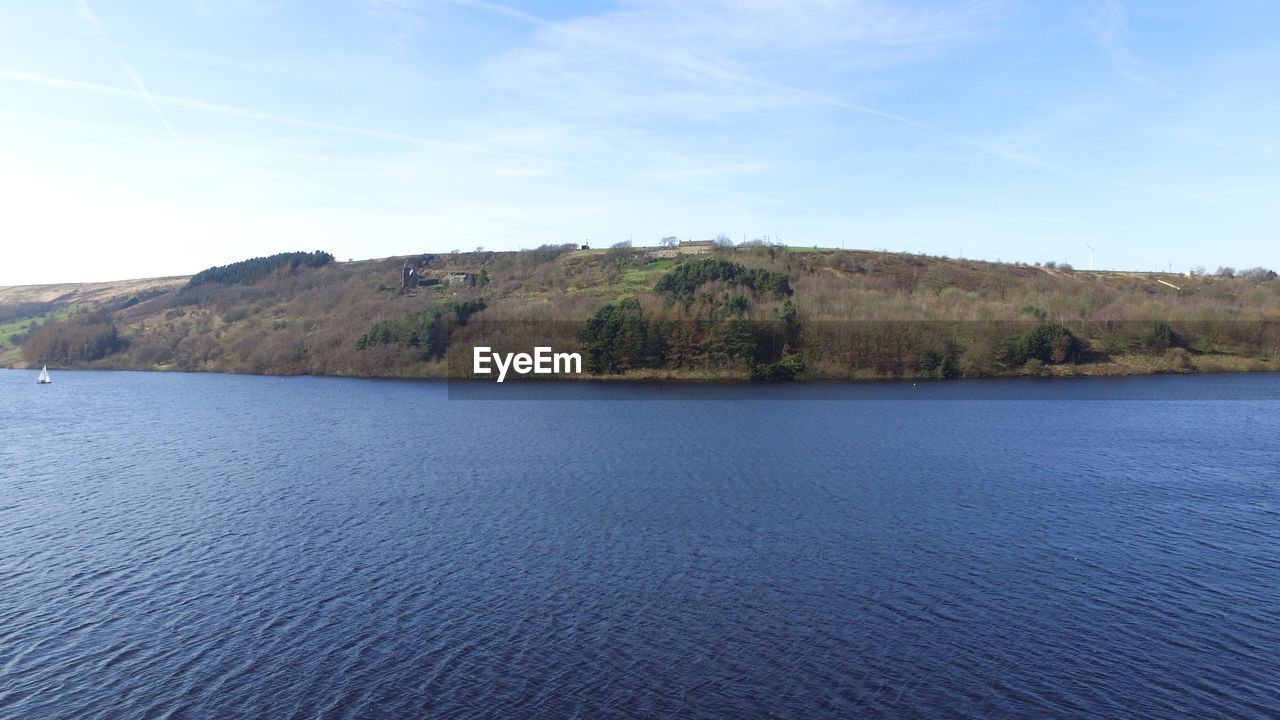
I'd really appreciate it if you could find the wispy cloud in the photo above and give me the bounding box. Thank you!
[824,99,1079,174]
[445,0,547,26]
[0,67,566,168]
[75,0,180,139]
[9,0,1273,280]
[1090,1,1136,77]
[455,0,1070,172]
[1087,0,1165,94]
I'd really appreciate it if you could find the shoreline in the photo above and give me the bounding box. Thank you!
[6,361,1278,385]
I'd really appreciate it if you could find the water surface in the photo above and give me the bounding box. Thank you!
[2,370,1278,718]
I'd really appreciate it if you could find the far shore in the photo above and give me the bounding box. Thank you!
[5,359,1277,385]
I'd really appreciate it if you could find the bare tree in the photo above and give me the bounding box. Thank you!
[1239,267,1277,280]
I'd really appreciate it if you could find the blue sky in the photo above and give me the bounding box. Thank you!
[2,1,1278,284]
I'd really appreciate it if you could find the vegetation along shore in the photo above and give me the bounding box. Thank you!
[3,243,1278,381]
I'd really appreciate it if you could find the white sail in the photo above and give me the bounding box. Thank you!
[37,365,50,384]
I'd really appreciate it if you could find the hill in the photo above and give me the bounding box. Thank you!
[3,245,1278,380]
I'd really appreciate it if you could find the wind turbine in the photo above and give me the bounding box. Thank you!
[1086,243,1096,271]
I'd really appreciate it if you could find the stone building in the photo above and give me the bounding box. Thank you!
[678,240,715,255]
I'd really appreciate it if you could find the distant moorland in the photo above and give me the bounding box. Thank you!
[2,244,1278,381]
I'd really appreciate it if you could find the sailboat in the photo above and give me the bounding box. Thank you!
[37,365,51,384]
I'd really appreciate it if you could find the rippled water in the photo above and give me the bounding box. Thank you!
[2,370,1279,718]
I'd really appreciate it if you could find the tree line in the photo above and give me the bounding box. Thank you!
[21,312,124,364]
[186,251,334,289]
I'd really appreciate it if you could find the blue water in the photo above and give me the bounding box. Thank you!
[2,370,1278,718]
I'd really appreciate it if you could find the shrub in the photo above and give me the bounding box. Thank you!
[918,350,942,377]
[959,338,999,377]
[222,307,251,323]
[451,299,487,325]
[1166,347,1194,371]
[1020,304,1048,321]
[525,244,578,264]
[917,346,960,379]
[1145,321,1175,352]
[1002,324,1084,365]
[751,345,806,381]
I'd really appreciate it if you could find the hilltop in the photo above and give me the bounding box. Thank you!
[2,244,1277,380]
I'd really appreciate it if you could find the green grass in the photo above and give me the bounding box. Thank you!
[564,260,674,297]
[623,259,673,282]
[0,310,63,349]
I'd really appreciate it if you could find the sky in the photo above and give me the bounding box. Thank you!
[1,0,1279,285]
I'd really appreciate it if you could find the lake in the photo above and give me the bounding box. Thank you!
[2,370,1278,718]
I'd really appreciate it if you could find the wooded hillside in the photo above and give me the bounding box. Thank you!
[3,244,1277,380]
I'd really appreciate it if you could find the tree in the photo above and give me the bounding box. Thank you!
[1145,321,1175,352]
[917,344,960,379]
[654,258,792,301]
[1002,324,1084,366]
[1020,304,1048,321]
[22,312,124,364]
[582,298,656,373]
[779,300,800,347]
[918,349,943,377]
[607,240,634,262]
[707,317,757,366]
[354,300,487,359]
